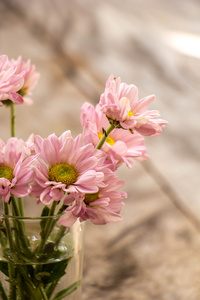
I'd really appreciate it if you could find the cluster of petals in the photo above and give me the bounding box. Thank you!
[0,54,39,105]
[31,131,107,205]
[0,55,25,105]
[99,75,168,136]
[0,137,38,202]
[59,167,126,226]
[10,56,40,105]
[81,102,149,169]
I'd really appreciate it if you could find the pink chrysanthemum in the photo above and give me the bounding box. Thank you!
[10,56,40,105]
[100,75,167,136]
[0,55,24,105]
[81,102,149,169]
[0,137,37,202]
[31,131,107,205]
[59,167,126,226]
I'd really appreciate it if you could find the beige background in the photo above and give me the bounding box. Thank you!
[1,1,200,299]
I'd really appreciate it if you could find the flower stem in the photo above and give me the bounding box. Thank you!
[96,123,115,150]
[3,202,16,300]
[57,204,68,215]
[3,202,15,251]
[54,225,66,246]
[11,196,31,253]
[37,201,57,254]
[11,195,20,216]
[39,287,48,300]
[53,205,67,246]
[17,197,24,216]
[8,263,16,300]
[10,102,16,137]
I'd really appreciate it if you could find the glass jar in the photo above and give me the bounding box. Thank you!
[0,211,85,300]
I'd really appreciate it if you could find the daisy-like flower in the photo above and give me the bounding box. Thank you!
[59,167,126,226]
[10,56,40,105]
[99,75,167,136]
[0,137,37,202]
[81,102,149,169]
[0,55,24,105]
[31,131,107,205]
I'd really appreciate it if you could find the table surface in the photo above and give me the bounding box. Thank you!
[1,1,200,299]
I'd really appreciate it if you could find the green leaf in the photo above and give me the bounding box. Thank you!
[35,272,51,281]
[52,280,81,300]
[36,257,71,285]
[36,248,66,263]
[40,206,50,230]
[0,261,9,277]
[41,206,50,217]
[35,258,71,285]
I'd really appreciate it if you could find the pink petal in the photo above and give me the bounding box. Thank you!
[59,211,78,227]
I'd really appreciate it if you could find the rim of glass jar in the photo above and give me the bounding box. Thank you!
[0,213,64,220]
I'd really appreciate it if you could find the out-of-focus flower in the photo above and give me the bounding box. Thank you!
[59,167,126,226]
[0,138,37,202]
[31,131,107,205]
[100,75,167,136]
[10,56,40,105]
[0,55,24,105]
[81,102,149,168]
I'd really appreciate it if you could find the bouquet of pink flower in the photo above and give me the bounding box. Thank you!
[0,55,167,300]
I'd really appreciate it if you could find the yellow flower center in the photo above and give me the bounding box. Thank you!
[48,163,78,187]
[84,192,99,205]
[98,132,115,146]
[128,110,133,117]
[0,166,14,182]
[18,87,28,97]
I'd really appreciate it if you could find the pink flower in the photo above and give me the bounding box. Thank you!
[59,167,126,226]
[99,75,167,136]
[31,131,107,205]
[0,55,24,105]
[81,102,149,169]
[10,56,40,105]
[0,137,37,202]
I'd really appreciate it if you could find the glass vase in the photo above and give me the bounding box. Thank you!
[0,211,85,300]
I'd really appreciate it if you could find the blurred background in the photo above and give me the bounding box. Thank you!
[1,0,200,299]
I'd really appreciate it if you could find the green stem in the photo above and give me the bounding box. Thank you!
[96,123,115,150]
[3,202,15,251]
[10,102,16,137]
[18,198,24,216]
[46,279,60,299]
[0,230,6,249]
[16,265,36,289]
[16,272,24,300]
[11,196,31,256]
[37,201,57,254]
[57,204,67,215]
[39,287,48,300]
[3,202,16,299]
[54,225,66,246]
[11,195,20,216]
[53,204,68,246]
[8,263,16,300]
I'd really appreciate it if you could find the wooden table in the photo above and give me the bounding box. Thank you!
[1,1,200,299]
